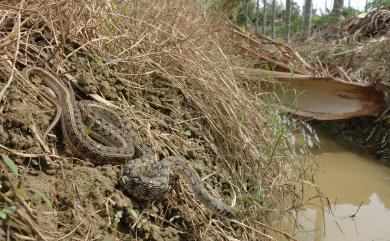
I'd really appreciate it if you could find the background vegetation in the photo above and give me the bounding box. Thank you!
[208,0,389,41]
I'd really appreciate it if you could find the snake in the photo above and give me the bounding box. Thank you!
[23,67,235,217]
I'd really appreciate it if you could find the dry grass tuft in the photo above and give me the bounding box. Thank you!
[0,0,313,240]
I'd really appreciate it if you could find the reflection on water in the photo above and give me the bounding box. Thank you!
[294,133,390,241]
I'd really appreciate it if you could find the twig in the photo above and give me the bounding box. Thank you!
[0,11,21,102]
[83,225,91,241]
[30,124,51,153]
[55,223,82,241]
[349,201,363,218]
[12,233,37,241]
[254,221,299,241]
[230,219,276,241]
[0,162,35,220]
[16,209,50,241]
[0,4,39,13]
[7,219,10,241]
[12,233,36,241]
[0,193,50,241]
[0,143,49,158]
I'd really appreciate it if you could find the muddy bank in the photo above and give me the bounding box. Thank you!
[0,67,224,240]
[313,117,390,165]
[0,1,310,240]
[298,35,390,165]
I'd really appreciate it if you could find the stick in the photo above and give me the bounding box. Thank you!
[0,11,21,102]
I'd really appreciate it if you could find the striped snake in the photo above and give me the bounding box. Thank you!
[23,67,235,217]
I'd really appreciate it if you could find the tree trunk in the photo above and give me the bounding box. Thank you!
[246,0,250,27]
[328,0,344,39]
[262,0,267,34]
[284,0,291,43]
[301,0,312,40]
[271,0,276,39]
[256,0,260,32]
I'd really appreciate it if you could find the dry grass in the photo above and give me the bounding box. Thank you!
[0,0,313,240]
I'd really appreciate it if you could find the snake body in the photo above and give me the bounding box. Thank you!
[24,67,234,217]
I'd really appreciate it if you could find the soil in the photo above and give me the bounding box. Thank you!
[0,57,233,240]
[0,2,311,240]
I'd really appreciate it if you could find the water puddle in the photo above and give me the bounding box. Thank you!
[292,132,390,241]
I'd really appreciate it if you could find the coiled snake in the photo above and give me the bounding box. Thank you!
[24,67,235,217]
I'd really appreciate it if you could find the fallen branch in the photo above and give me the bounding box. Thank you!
[233,67,385,120]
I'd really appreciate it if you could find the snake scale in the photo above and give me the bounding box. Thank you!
[24,67,234,217]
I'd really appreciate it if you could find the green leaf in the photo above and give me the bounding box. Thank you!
[168,215,180,222]
[82,124,101,139]
[0,206,17,220]
[0,211,6,220]
[28,188,53,209]
[240,112,246,124]
[127,208,139,220]
[114,210,123,222]
[149,224,159,231]
[31,159,39,166]
[1,154,18,179]
[16,188,25,199]
[2,206,16,215]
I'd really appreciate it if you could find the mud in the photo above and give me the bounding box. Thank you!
[0,58,233,240]
[0,2,312,240]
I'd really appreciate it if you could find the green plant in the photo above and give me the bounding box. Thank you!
[311,6,360,30]
[312,14,331,28]
[0,206,17,220]
[342,7,361,17]
[242,187,264,205]
[28,188,53,209]
[83,180,93,189]
[1,154,18,179]
[366,0,390,10]
[126,208,160,231]
[89,54,104,74]
[82,123,103,141]
[114,210,123,222]
[101,1,131,53]
[290,16,303,32]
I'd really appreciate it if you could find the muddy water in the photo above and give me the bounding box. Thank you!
[293,132,390,241]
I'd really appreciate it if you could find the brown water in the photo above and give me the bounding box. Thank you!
[291,133,390,241]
